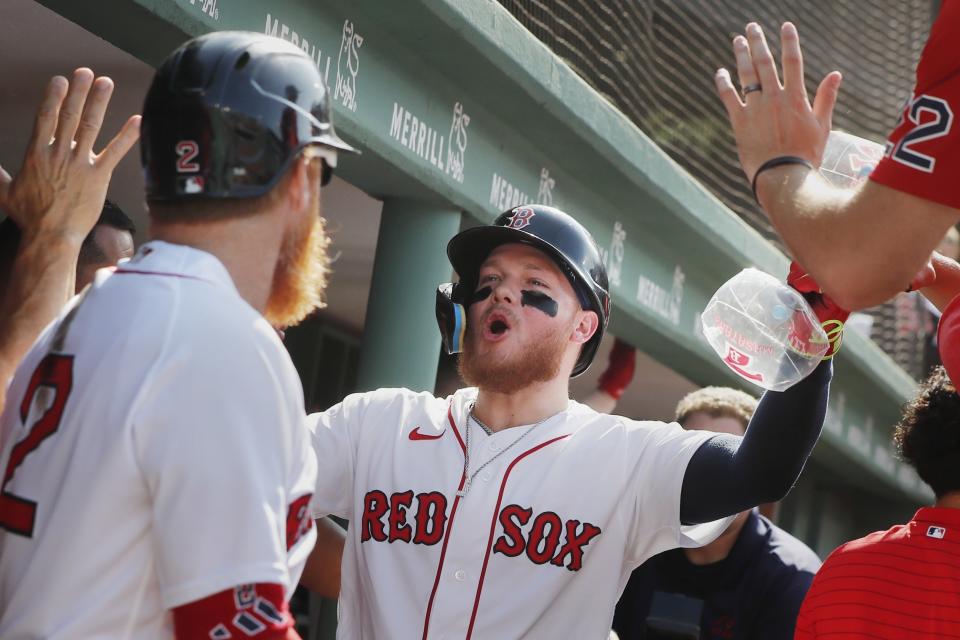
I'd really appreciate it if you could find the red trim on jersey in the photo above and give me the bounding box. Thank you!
[172,583,300,639]
[421,481,466,638]
[113,268,206,281]
[465,434,571,639]
[421,405,469,639]
[447,403,466,453]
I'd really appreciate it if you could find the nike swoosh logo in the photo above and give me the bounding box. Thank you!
[409,426,444,441]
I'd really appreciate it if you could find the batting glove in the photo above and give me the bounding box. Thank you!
[787,262,850,359]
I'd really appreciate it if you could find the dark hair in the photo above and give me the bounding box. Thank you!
[0,216,22,295]
[79,200,136,266]
[894,366,960,498]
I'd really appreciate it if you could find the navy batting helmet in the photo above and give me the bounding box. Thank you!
[436,204,611,377]
[142,31,355,201]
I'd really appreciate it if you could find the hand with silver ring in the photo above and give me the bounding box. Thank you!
[713,22,842,189]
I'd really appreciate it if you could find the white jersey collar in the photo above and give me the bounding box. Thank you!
[448,387,581,439]
[118,240,239,296]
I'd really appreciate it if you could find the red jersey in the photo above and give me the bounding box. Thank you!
[795,507,960,639]
[938,293,960,386]
[870,1,960,208]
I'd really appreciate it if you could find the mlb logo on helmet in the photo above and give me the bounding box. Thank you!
[507,207,536,230]
[927,525,947,539]
[181,176,205,194]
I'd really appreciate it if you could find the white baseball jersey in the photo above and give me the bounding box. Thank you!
[0,241,317,639]
[309,387,731,639]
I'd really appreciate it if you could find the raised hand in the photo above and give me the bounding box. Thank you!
[0,68,140,244]
[0,69,140,407]
[714,22,842,186]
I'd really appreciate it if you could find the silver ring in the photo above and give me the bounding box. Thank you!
[742,82,762,96]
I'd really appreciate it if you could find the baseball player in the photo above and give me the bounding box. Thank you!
[796,364,960,638]
[0,32,353,639]
[613,387,822,640]
[305,204,836,638]
[75,199,137,292]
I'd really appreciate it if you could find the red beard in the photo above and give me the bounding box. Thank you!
[457,314,572,392]
[264,194,330,329]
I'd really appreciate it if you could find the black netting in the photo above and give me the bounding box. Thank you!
[497,0,939,378]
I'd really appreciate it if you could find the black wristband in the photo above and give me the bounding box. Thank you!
[751,156,814,203]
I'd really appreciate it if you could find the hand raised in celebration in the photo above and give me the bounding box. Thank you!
[714,22,842,186]
[0,68,140,244]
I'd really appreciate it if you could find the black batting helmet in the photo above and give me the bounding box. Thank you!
[438,204,611,377]
[141,31,355,201]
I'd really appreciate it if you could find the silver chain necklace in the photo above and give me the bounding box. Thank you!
[456,403,554,498]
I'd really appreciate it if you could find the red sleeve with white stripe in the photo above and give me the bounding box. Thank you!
[172,583,300,639]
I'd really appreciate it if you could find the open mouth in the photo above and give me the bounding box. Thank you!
[482,311,512,342]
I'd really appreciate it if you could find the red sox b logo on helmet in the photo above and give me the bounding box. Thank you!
[508,207,536,230]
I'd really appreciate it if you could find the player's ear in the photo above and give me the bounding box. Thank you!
[570,310,599,345]
[285,155,313,216]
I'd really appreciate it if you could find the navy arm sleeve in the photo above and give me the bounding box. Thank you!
[679,360,832,525]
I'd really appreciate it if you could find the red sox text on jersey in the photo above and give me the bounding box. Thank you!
[360,489,602,571]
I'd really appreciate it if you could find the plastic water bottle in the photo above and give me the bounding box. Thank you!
[701,268,828,391]
[820,130,884,188]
